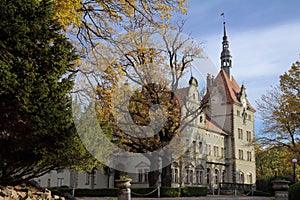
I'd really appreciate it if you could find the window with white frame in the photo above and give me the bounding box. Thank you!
[214,169,219,184]
[239,149,244,160]
[207,168,211,184]
[246,131,252,142]
[196,170,203,184]
[172,168,179,183]
[185,169,193,184]
[238,128,243,140]
[221,147,225,158]
[138,169,149,183]
[247,173,253,184]
[247,151,252,161]
[199,142,203,154]
[213,146,219,157]
[240,172,245,184]
[57,178,64,187]
[221,170,226,183]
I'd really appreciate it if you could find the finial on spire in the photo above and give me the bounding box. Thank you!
[221,13,227,38]
[221,12,225,25]
[220,12,232,80]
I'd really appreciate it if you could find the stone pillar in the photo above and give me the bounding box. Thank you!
[272,180,290,200]
[115,179,132,200]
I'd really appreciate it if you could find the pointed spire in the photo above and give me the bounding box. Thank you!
[223,21,227,40]
[220,13,232,80]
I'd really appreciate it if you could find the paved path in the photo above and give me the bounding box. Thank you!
[78,195,273,200]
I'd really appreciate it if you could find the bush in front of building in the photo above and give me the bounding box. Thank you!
[288,182,300,200]
[256,176,293,196]
[181,186,207,197]
[160,187,181,197]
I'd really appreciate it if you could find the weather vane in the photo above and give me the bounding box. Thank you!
[221,12,225,24]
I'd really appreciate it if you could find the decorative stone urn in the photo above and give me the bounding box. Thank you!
[272,180,290,200]
[115,178,132,200]
[272,180,290,191]
[115,179,132,189]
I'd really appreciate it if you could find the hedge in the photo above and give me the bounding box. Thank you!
[181,186,207,197]
[289,182,300,200]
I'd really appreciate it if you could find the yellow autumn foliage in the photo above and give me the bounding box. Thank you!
[51,0,188,31]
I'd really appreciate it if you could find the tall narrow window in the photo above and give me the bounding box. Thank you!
[85,172,90,185]
[246,131,252,142]
[247,151,252,161]
[199,142,203,154]
[193,141,196,154]
[222,170,226,183]
[207,168,211,184]
[173,168,179,183]
[221,147,225,158]
[239,149,244,160]
[214,169,219,184]
[238,128,243,140]
[185,169,193,184]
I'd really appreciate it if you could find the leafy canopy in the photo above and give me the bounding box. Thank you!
[0,0,95,185]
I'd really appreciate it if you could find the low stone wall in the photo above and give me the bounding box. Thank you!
[0,184,72,200]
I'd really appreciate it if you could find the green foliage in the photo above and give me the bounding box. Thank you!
[257,61,300,154]
[289,182,300,200]
[160,187,181,197]
[181,186,207,197]
[256,176,293,196]
[0,0,96,185]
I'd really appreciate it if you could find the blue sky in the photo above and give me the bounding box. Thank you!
[182,0,300,134]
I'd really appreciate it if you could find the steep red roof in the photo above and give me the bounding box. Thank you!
[205,70,255,112]
[205,116,227,135]
[175,87,189,106]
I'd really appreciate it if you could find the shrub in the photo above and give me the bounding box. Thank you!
[160,187,181,197]
[181,186,207,197]
[289,182,300,200]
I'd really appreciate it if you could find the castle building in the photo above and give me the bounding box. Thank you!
[35,23,256,191]
[170,22,256,190]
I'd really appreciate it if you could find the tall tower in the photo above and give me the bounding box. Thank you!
[220,21,232,79]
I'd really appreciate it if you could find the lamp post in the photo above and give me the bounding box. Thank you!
[292,158,297,183]
[274,168,278,178]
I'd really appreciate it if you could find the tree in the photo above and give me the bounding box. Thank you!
[88,23,204,187]
[51,0,188,39]
[256,61,300,154]
[0,0,95,185]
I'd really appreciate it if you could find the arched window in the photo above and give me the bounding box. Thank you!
[207,168,211,184]
[240,172,245,184]
[247,173,253,184]
[222,170,226,183]
[214,169,219,184]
